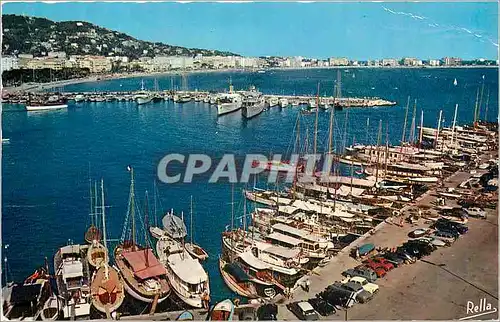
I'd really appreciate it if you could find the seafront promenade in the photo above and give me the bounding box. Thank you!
[3,65,497,94]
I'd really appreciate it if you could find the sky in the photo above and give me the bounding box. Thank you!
[2,2,498,60]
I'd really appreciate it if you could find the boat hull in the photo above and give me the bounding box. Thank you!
[136,97,153,105]
[217,102,242,116]
[242,101,265,119]
[26,104,67,111]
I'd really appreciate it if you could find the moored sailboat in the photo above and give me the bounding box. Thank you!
[114,167,171,306]
[90,179,125,316]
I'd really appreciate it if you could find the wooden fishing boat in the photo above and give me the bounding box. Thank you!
[114,167,171,305]
[114,244,171,304]
[90,264,125,315]
[87,240,108,269]
[208,299,234,321]
[218,257,258,299]
[185,242,209,261]
[185,196,209,261]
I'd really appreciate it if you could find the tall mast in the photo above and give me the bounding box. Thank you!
[401,96,410,144]
[144,191,150,249]
[101,179,107,250]
[313,82,320,156]
[409,99,417,144]
[129,167,136,247]
[484,88,490,122]
[190,195,194,244]
[89,170,94,227]
[328,99,335,154]
[342,106,349,153]
[94,181,98,230]
[365,117,370,143]
[478,75,485,122]
[305,128,309,155]
[375,120,382,183]
[473,87,480,125]
[295,113,301,155]
[384,120,389,175]
[435,110,443,149]
[153,180,158,227]
[231,184,234,232]
[419,109,424,149]
[451,104,458,147]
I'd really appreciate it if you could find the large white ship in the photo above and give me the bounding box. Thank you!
[217,93,243,116]
[242,86,266,119]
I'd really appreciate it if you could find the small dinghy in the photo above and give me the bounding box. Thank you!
[208,299,234,321]
[175,310,195,321]
[90,264,125,315]
[185,243,209,261]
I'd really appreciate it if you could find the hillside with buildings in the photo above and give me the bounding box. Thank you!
[2,14,238,59]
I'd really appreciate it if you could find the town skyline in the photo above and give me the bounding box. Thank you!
[2,2,498,60]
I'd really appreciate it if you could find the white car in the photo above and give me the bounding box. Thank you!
[464,207,486,218]
[341,276,379,294]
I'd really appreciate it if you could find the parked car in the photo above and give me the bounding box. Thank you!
[435,219,468,234]
[369,257,395,271]
[342,266,378,282]
[341,276,379,294]
[286,301,320,320]
[319,287,355,308]
[395,247,417,263]
[415,237,447,247]
[433,230,457,243]
[332,282,373,304]
[434,224,461,237]
[360,261,387,278]
[382,252,405,267]
[257,304,278,321]
[464,207,486,218]
[307,297,336,316]
[408,228,431,238]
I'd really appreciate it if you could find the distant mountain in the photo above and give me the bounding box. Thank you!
[1,14,239,59]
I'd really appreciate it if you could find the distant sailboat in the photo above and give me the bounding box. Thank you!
[453,78,458,86]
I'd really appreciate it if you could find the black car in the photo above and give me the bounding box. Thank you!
[435,225,461,238]
[434,218,468,231]
[308,297,336,316]
[319,287,355,309]
[382,252,405,267]
[286,301,320,320]
[257,304,278,321]
[406,239,437,252]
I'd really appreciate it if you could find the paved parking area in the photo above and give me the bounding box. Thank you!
[278,160,498,320]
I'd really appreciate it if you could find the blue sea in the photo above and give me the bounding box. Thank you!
[2,67,498,302]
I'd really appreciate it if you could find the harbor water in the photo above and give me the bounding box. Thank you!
[2,67,498,302]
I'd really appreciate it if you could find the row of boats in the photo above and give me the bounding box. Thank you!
[209,112,498,301]
[2,169,214,320]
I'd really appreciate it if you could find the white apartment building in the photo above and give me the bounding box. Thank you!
[1,56,19,72]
